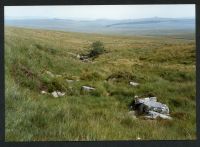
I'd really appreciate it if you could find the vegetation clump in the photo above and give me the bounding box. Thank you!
[88,41,106,58]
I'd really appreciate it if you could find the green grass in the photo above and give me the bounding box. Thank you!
[5,26,196,141]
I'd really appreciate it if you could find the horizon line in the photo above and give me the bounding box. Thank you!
[5,16,195,21]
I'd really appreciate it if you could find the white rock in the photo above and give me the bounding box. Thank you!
[66,79,74,83]
[144,111,172,120]
[132,96,172,120]
[46,71,55,77]
[41,91,47,94]
[130,81,139,86]
[77,54,80,59]
[134,95,139,98]
[57,91,65,96]
[52,91,59,98]
[149,97,157,102]
[52,91,65,97]
[135,97,169,115]
[135,97,157,104]
[81,86,95,91]
[136,137,141,140]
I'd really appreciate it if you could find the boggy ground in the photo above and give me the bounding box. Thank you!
[5,26,196,141]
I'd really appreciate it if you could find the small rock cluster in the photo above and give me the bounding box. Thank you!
[41,70,96,97]
[130,81,139,86]
[41,70,172,120]
[41,90,66,98]
[51,91,65,98]
[77,54,90,62]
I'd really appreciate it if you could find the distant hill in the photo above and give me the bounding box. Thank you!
[106,18,194,28]
[5,17,195,38]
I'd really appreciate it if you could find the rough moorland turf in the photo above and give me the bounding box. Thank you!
[5,27,196,141]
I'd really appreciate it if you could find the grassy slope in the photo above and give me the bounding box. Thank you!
[5,26,196,141]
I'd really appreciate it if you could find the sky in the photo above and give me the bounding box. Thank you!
[5,5,195,20]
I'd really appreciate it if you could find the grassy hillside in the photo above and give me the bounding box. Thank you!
[5,26,196,141]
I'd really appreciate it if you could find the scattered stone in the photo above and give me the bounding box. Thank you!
[66,79,74,83]
[41,91,47,94]
[77,54,80,59]
[81,86,95,91]
[51,91,65,98]
[52,91,59,98]
[79,55,92,62]
[80,55,89,60]
[57,91,65,96]
[136,137,141,140]
[46,71,55,78]
[130,81,139,86]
